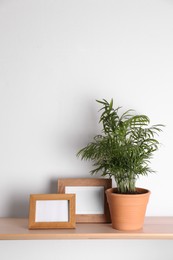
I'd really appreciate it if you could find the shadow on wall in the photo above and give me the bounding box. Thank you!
[6,175,80,218]
[5,100,100,218]
[7,193,30,218]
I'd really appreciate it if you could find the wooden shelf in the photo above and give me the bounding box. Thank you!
[0,217,173,240]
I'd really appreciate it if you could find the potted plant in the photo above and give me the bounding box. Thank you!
[77,99,164,231]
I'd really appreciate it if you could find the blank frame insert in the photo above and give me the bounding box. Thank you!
[65,186,104,214]
[35,200,69,222]
[58,178,112,223]
[29,194,76,229]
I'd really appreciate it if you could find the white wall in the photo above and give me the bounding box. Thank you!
[0,0,173,259]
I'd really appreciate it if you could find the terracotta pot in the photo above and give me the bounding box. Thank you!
[106,187,151,231]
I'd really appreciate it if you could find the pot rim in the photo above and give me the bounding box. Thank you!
[106,187,151,197]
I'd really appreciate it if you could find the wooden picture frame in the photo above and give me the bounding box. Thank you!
[28,194,76,229]
[57,178,112,223]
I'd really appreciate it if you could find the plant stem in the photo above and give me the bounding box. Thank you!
[116,175,136,193]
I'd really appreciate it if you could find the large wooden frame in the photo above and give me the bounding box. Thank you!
[57,178,112,223]
[29,194,76,229]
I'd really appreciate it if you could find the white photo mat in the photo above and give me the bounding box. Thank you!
[35,200,69,222]
[65,186,104,214]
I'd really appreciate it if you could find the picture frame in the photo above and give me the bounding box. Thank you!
[57,178,112,223]
[28,194,76,229]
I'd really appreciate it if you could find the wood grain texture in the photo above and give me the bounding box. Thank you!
[28,194,76,229]
[57,178,112,223]
[0,217,173,240]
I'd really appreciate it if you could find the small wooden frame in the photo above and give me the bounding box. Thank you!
[57,178,112,223]
[29,194,76,229]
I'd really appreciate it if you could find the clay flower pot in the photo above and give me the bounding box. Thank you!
[106,188,151,231]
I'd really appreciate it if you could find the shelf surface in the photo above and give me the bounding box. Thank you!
[0,217,173,240]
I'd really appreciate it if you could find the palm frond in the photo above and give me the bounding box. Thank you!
[77,98,164,193]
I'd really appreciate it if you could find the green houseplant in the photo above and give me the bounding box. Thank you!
[77,99,164,230]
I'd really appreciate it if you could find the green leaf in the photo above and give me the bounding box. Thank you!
[77,98,165,193]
